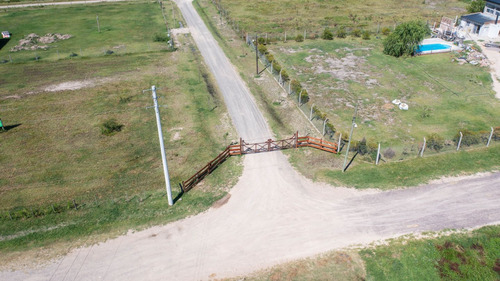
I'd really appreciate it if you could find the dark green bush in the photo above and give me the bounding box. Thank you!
[153,33,170,42]
[101,118,124,136]
[427,133,444,151]
[272,61,282,73]
[295,34,304,42]
[291,79,302,93]
[337,26,347,38]
[453,130,480,147]
[265,53,275,63]
[352,28,362,37]
[281,69,290,81]
[257,43,268,55]
[362,30,371,40]
[381,27,391,36]
[322,28,334,40]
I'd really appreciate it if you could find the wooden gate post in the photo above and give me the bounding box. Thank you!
[240,137,243,154]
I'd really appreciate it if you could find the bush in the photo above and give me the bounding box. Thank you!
[467,0,485,13]
[281,69,290,81]
[153,33,170,42]
[69,52,78,58]
[383,21,430,57]
[257,43,268,55]
[291,79,302,93]
[299,89,309,103]
[352,28,362,37]
[355,137,369,155]
[322,28,334,40]
[101,118,123,136]
[272,61,282,73]
[426,133,444,151]
[337,26,347,38]
[265,53,275,63]
[381,27,391,36]
[383,147,396,159]
[326,122,336,135]
[453,129,480,147]
[362,30,371,40]
[257,37,266,45]
[295,34,304,42]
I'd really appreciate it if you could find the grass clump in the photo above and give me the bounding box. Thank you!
[100,118,123,136]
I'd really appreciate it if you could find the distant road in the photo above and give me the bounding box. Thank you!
[0,0,127,9]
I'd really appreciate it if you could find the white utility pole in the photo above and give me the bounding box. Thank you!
[148,85,173,205]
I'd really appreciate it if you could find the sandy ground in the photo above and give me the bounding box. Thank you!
[481,46,500,99]
[1,1,499,280]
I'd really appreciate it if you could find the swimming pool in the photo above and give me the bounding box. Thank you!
[417,43,451,54]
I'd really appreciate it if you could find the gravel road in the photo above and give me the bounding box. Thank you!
[1,0,499,280]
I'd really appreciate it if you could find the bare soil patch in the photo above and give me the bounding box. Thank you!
[11,33,72,52]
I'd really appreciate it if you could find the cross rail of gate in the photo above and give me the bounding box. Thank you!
[180,132,337,192]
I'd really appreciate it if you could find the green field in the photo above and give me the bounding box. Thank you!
[0,1,180,62]
[213,0,467,36]
[0,1,242,266]
[234,225,500,281]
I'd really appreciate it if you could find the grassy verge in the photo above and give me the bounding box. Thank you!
[0,3,242,266]
[286,144,500,189]
[230,225,500,281]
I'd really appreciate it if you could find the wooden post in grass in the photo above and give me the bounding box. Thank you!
[376,143,381,165]
[420,137,426,157]
[337,133,342,154]
[457,131,463,151]
[298,89,303,105]
[288,82,291,94]
[304,30,307,40]
[96,15,100,33]
[487,127,494,147]
[73,199,77,210]
[309,104,314,120]
[322,118,328,136]
[284,31,287,42]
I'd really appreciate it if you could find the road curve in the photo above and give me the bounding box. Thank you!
[1,0,499,280]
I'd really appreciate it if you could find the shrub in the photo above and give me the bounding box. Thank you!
[383,21,430,57]
[299,89,309,103]
[257,37,266,45]
[101,118,123,136]
[383,148,396,159]
[493,126,500,141]
[467,0,485,13]
[337,26,347,38]
[352,28,362,37]
[69,52,78,58]
[326,122,336,135]
[322,28,334,40]
[265,53,275,63]
[273,61,282,73]
[291,79,302,93]
[105,50,114,55]
[356,137,369,155]
[381,27,391,36]
[257,43,268,55]
[426,133,444,151]
[453,129,480,147]
[281,69,290,81]
[362,30,371,40]
[153,33,170,42]
[295,34,304,42]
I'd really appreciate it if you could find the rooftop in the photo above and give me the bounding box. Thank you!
[461,13,497,25]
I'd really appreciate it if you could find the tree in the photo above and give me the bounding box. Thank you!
[383,21,430,57]
[337,26,347,38]
[467,0,486,13]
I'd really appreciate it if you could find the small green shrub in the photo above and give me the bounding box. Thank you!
[381,27,391,36]
[427,133,444,151]
[265,53,275,63]
[273,61,282,73]
[300,89,309,103]
[257,37,266,45]
[101,118,123,136]
[383,147,396,159]
[454,129,480,146]
[281,69,290,81]
[322,28,334,40]
[69,52,78,58]
[295,34,304,42]
[257,43,268,55]
[352,28,362,37]
[362,30,371,40]
[153,33,170,42]
[291,79,302,93]
[337,26,347,38]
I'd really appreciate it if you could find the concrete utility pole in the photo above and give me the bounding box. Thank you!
[342,103,358,172]
[255,35,259,75]
[147,85,173,205]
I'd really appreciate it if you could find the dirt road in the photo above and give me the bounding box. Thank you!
[1,0,499,280]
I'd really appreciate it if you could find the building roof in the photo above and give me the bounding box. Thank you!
[461,13,496,25]
[487,0,500,6]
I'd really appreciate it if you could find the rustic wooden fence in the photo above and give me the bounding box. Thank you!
[180,132,337,192]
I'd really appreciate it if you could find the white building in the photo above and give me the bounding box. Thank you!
[460,0,500,39]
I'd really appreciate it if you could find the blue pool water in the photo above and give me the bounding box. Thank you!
[417,43,451,52]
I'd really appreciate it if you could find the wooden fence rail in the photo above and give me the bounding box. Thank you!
[180,132,337,192]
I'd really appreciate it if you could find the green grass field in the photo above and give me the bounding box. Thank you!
[213,0,467,36]
[232,225,500,281]
[0,1,180,62]
[0,1,242,265]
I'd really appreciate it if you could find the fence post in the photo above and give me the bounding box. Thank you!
[457,131,463,151]
[376,143,381,165]
[420,137,426,157]
[337,133,342,154]
[298,89,303,105]
[240,137,243,154]
[310,104,314,120]
[284,31,287,42]
[270,61,273,74]
[487,127,494,147]
[322,118,328,135]
[288,82,291,94]
[279,69,282,84]
[304,30,306,40]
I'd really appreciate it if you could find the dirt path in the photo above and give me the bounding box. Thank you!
[1,0,499,280]
[481,46,500,99]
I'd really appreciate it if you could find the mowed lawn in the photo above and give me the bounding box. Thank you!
[0,1,175,62]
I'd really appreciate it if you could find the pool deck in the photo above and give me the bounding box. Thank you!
[419,38,462,54]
